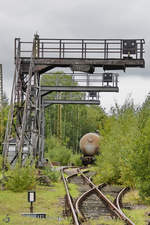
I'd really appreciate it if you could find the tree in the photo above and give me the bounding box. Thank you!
[0,93,9,154]
[41,72,105,153]
[94,99,139,186]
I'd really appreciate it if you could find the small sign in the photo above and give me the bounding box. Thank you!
[22,213,46,219]
[28,191,36,203]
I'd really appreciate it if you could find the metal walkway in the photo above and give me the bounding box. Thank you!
[15,38,145,72]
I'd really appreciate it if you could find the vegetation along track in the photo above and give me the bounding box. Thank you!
[63,167,135,225]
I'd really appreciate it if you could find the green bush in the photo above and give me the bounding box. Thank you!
[94,100,139,186]
[45,136,83,166]
[5,163,36,192]
[45,136,72,165]
[70,154,82,166]
[42,167,60,183]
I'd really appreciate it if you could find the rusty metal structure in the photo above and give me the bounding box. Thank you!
[2,35,145,166]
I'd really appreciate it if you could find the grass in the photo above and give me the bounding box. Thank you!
[122,189,150,225]
[123,208,149,225]
[83,217,124,225]
[123,189,143,205]
[0,182,72,225]
[105,194,115,202]
[68,182,80,198]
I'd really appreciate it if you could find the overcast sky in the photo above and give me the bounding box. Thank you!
[0,0,150,111]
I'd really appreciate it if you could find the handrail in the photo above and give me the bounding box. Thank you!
[15,38,145,60]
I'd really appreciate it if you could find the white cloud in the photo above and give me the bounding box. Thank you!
[0,0,150,109]
[100,75,150,111]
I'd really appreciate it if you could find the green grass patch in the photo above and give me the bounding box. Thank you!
[83,217,124,225]
[105,194,115,202]
[123,208,149,225]
[68,183,80,198]
[123,189,143,205]
[122,189,150,225]
[0,182,71,225]
[63,173,68,178]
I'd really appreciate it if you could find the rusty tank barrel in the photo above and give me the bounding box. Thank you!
[79,132,100,156]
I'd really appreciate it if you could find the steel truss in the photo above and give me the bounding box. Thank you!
[2,35,145,167]
[3,35,44,167]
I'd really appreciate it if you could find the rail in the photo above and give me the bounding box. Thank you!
[15,38,145,60]
[61,169,80,225]
[78,169,135,225]
[75,183,105,221]
[116,187,135,225]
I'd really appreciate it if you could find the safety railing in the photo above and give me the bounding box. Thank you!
[15,38,145,60]
[42,72,119,88]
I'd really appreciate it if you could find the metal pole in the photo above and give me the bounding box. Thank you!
[30,202,33,213]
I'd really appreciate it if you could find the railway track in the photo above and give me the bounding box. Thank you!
[61,167,135,225]
[61,168,80,225]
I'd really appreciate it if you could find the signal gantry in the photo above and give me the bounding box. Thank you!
[3,35,145,167]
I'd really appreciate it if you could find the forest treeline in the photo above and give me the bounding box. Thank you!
[1,72,150,199]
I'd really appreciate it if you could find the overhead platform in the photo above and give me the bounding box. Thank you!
[15,37,145,73]
[43,99,100,106]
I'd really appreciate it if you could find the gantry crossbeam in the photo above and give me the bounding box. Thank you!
[43,99,100,106]
[40,86,119,96]
[16,38,145,73]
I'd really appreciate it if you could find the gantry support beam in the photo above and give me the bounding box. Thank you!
[43,99,100,106]
[21,58,145,74]
[40,86,119,96]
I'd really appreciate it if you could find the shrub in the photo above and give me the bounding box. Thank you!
[5,163,36,192]
[45,136,72,165]
[94,100,139,186]
[42,167,60,183]
[70,154,82,166]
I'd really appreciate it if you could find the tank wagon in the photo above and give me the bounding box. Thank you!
[79,132,100,165]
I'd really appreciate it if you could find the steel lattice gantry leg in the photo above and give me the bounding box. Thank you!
[2,51,22,166]
[30,72,44,166]
[3,36,43,167]
[15,70,43,166]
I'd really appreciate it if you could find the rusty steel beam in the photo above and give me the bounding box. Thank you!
[40,86,119,96]
[43,99,100,106]
[20,58,145,74]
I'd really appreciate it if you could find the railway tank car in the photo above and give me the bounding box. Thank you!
[79,132,100,165]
